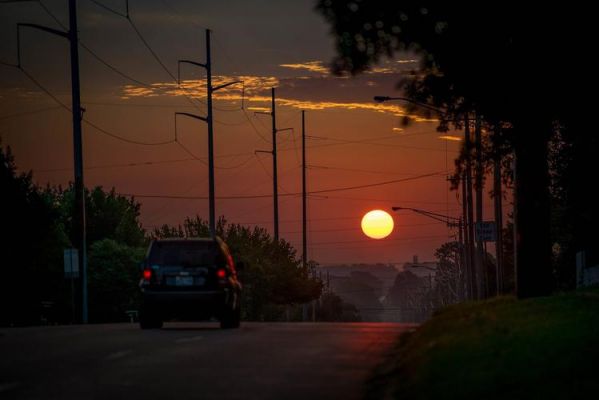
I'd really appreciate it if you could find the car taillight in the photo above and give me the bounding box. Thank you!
[143,269,152,280]
[216,268,226,279]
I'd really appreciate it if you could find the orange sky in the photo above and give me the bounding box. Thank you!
[0,0,500,265]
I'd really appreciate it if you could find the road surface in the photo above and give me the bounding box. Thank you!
[0,322,414,399]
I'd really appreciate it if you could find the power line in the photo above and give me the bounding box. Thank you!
[35,157,197,172]
[0,105,62,121]
[307,164,446,177]
[242,108,270,143]
[301,134,458,153]
[88,0,127,17]
[83,101,195,108]
[175,140,209,166]
[118,170,444,200]
[83,118,176,146]
[309,171,443,195]
[309,194,452,205]
[33,149,261,172]
[10,64,179,146]
[37,0,152,88]
[174,135,256,170]
[87,0,206,110]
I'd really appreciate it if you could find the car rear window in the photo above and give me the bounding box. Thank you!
[149,241,221,268]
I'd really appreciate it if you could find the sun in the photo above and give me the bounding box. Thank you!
[361,210,394,239]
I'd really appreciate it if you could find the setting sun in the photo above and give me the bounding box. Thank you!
[361,210,394,239]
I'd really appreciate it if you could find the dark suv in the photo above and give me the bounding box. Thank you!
[139,237,242,329]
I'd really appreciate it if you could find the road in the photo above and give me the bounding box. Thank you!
[0,322,414,400]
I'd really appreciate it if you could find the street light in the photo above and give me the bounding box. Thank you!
[374,96,446,115]
[392,205,469,301]
[391,206,460,228]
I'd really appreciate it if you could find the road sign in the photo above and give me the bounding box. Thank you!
[64,249,79,278]
[476,221,497,242]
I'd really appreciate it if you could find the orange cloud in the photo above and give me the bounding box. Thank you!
[438,135,462,141]
[279,61,329,74]
[120,74,438,122]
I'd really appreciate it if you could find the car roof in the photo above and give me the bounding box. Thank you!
[153,237,216,243]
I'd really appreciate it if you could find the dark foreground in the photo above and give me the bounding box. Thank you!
[0,322,414,399]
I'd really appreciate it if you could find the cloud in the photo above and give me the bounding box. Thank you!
[279,61,329,74]
[119,74,438,122]
[438,135,462,141]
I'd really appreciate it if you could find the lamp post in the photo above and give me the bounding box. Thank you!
[373,96,446,115]
[391,206,468,301]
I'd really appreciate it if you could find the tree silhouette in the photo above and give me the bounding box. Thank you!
[316,1,592,297]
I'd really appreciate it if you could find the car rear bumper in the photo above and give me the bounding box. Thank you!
[142,289,228,319]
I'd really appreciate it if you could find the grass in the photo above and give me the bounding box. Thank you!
[367,288,599,400]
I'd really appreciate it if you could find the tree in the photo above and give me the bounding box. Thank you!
[316,1,592,297]
[385,270,431,322]
[316,291,361,322]
[1,145,149,325]
[327,271,384,321]
[0,145,69,326]
[53,185,146,248]
[433,241,464,306]
[87,239,145,323]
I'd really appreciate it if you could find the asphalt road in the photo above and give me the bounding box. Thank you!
[0,322,414,399]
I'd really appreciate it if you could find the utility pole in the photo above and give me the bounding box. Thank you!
[271,88,279,242]
[17,0,88,323]
[302,110,307,268]
[301,110,310,322]
[205,29,215,236]
[68,0,87,324]
[464,116,478,299]
[461,171,474,300]
[493,129,504,295]
[461,173,472,300]
[475,114,486,298]
[177,29,241,236]
[458,216,466,301]
[255,88,293,242]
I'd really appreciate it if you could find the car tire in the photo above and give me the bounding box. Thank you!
[140,308,162,329]
[220,306,240,329]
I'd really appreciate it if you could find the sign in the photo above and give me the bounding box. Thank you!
[64,249,79,278]
[476,221,497,242]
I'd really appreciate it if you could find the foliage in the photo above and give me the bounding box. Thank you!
[367,290,599,399]
[87,239,145,323]
[327,271,383,321]
[51,185,146,248]
[0,146,147,325]
[384,269,432,323]
[433,241,464,306]
[316,291,361,322]
[152,216,323,321]
[0,145,69,326]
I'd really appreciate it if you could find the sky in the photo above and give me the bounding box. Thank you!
[0,0,490,265]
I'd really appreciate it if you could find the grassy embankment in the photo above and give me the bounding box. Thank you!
[368,288,599,399]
